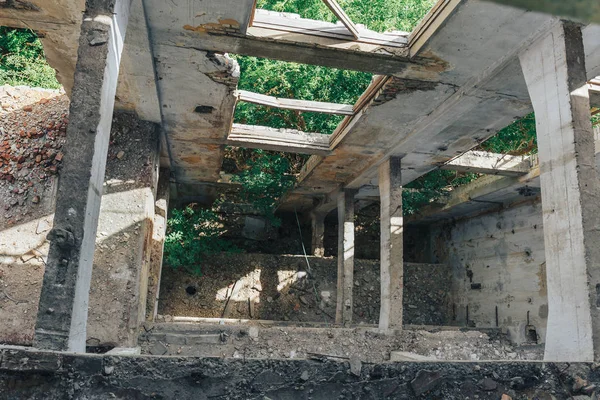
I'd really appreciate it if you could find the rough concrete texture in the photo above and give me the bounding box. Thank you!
[520,22,600,361]
[0,87,67,345]
[0,110,159,349]
[140,322,542,361]
[378,157,403,330]
[34,0,132,351]
[3,347,596,399]
[158,254,451,327]
[431,201,547,345]
[87,112,159,348]
[145,167,169,321]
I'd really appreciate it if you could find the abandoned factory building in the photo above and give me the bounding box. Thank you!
[2,0,600,398]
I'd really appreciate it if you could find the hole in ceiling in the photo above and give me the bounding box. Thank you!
[195,105,215,114]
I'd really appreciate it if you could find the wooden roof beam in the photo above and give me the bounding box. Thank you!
[235,90,355,116]
[227,124,331,155]
[322,0,360,40]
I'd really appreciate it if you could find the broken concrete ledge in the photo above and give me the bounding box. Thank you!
[0,346,598,399]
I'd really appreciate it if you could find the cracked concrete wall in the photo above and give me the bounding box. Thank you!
[430,201,547,345]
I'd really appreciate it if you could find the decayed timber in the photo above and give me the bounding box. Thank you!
[251,9,407,48]
[441,150,533,176]
[228,124,331,155]
[235,90,354,116]
[321,0,360,39]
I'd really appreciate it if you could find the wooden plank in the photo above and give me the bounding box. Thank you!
[228,124,331,155]
[322,0,360,40]
[235,90,354,115]
[251,9,407,48]
[441,150,533,176]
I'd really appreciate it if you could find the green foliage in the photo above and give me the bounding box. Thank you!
[403,170,479,215]
[480,113,537,155]
[257,0,436,33]
[164,205,239,275]
[232,149,296,225]
[233,55,371,134]
[0,27,60,89]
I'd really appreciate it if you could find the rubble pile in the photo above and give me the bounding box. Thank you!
[0,86,68,224]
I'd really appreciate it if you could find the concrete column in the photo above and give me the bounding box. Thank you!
[34,0,132,352]
[336,189,356,325]
[378,157,404,330]
[311,212,326,257]
[146,168,171,322]
[520,21,600,361]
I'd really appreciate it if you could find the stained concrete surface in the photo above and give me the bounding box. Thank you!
[0,110,159,349]
[140,323,542,362]
[157,254,451,326]
[431,201,547,345]
[0,347,592,399]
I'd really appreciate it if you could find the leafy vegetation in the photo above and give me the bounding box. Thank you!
[232,56,370,135]
[479,113,537,155]
[164,205,239,275]
[0,27,60,89]
[257,0,436,33]
[232,149,296,226]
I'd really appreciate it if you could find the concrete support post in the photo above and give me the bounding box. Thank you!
[378,157,404,330]
[520,21,600,362]
[311,212,326,257]
[34,0,132,352]
[147,168,171,322]
[336,189,356,325]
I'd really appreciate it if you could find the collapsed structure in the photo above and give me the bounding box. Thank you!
[2,0,600,397]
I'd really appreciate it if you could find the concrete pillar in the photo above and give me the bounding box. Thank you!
[146,168,170,322]
[520,21,600,361]
[336,189,356,325]
[378,157,404,330]
[34,0,132,352]
[311,212,326,257]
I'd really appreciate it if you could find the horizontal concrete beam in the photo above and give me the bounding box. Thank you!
[235,90,354,115]
[227,124,331,155]
[251,9,407,47]
[441,151,534,177]
[482,0,600,24]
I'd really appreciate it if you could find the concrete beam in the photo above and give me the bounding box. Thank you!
[378,157,403,331]
[441,150,533,177]
[483,0,600,24]
[227,124,331,155]
[336,189,356,325]
[34,0,132,352]
[235,90,355,116]
[520,21,600,362]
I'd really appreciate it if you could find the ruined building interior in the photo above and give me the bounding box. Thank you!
[2,0,600,398]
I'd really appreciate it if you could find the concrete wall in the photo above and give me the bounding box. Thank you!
[430,200,547,344]
[0,109,160,348]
